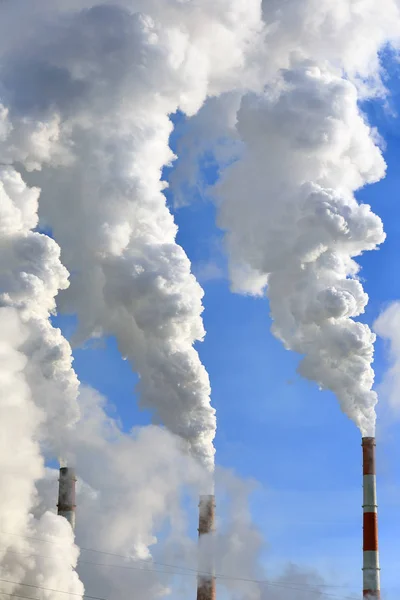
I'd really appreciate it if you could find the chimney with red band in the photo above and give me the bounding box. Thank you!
[362,437,380,599]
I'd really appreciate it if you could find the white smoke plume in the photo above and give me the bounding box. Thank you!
[35,387,207,600]
[0,6,265,598]
[32,387,338,600]
[170,4,400,436]
[0,3,266,600]
[0,165,83,597]
[0,110,80,450]
[32,387,199,595]
[1,66,83,596]
[0,0,265,472]
[215,60,386,436]
[1,2,398,600]
[0,93,83,600]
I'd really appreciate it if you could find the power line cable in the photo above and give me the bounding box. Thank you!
[0,579,105,600]
[0,560,360,600]
[0,530,352,590]
[1,544,354,596]
[0,592,42,600]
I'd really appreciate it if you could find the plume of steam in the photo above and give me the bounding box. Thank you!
[1,2,398,599]
[0,0,264,472]
[0,305,82,598]
[34,387,336,600]
[0,110,80,454]
[170,5,400,435]
[215,61,386,435]
[0,98,83,595]
[0,308,43,562]
[34,387,247,600]
[0,0,266,471]
[59,387,209,555]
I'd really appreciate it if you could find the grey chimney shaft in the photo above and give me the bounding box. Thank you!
[57,467,76,531]
[196,495,216,600]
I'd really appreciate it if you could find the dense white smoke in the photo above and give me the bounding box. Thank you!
[33,387,336,600]
[35,387,207,600]
[0,157,83,596]
[0,157,79,449]
[1,1,398,599]
[215,61,386,436]
[0,2,264,598]
[171,3,400,436]
[0,0,266,472]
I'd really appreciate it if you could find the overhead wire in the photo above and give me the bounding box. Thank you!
[0,529,352,591]
[0,574,361,600]
[0,554,360,600]
[0,579,105,600]
[0,592,44,600]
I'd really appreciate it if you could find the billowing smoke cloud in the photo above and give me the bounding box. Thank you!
[0,0,267,472]
[32,387,337,600]
[215,60,386,436]
[1,66,83,594]
[35,386,206,600]
[0,161,82,596]
[0,157,79,449]
[1,2,398,599]
[170,4,400,436]
[0,3,265,598]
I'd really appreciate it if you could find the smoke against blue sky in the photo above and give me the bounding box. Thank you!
[49,51,400,598]
[2,2,400,599]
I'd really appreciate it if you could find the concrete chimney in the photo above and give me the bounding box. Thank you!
[196,495,216,600]
[362,437,380,599]
[57,467,76,531]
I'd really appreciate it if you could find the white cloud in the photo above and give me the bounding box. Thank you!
[193,260,225,284]
[374,302,400,411]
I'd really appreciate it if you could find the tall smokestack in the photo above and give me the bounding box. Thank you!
[196,495,216,600]
[57,467,76,531]
[362,437,380,599]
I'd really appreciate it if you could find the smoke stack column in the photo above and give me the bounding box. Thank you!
[362,437,380,599]
[196,495,216,600]
[57,467,76,531]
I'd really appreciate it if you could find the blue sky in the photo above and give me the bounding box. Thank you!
[52,54,400,599]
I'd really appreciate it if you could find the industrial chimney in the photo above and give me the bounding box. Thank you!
[57,466,76,531]
[196,495,216,600]
[362,437,380,599]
